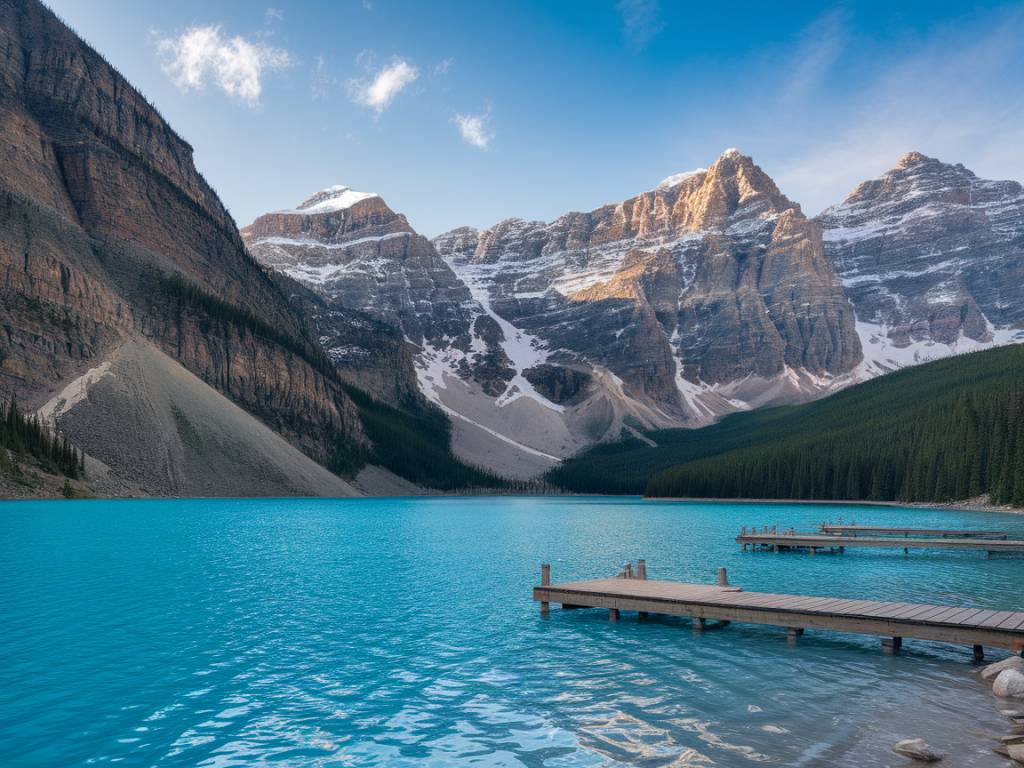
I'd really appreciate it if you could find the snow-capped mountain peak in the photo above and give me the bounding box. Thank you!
[278,185,380,215]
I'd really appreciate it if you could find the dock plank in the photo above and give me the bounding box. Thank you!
[820,525,1008,539]
[535,575,1024,655]
[737,532,1024,553]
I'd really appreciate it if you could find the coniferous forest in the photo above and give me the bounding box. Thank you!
[552,345,1024,506]
[0,399,83,480]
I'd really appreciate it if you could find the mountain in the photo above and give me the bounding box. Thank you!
[245,152,870,478]
[817,151,1024,375]
[431,150,863,473]
[0,0,365,495]
[243,186,558,478]
[551,343,1024,507]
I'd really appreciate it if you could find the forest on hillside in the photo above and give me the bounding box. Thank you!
[551,345,1024,506]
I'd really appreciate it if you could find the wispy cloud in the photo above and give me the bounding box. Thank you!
[156,25,291,107]
[310,54,333,101]
[264,7,283,24]
[434,57,454,76]
[454,110,493,149]
[349,58,419,114]
[783,9,846,103]
[617,0,664,50]
[769,7,1024,214]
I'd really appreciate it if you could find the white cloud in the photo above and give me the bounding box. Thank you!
[264,7,283,24]
[617,0,664,50]
[349,59,419,114]
[156,25,291,107]
[434,57,454,76]
[454,111,493,149]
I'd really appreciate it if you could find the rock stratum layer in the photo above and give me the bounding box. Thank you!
[0,0,364,492]
[246,152,872,477]
[817,151,1024,374]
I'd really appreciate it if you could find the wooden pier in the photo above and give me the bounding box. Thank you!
[820,524,1009,539]
[737,529,1024,555]
[534,564,1024,658]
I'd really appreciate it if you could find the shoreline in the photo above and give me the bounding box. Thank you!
[644,495,1024,516]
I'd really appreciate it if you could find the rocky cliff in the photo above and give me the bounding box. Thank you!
[433,151,861,442]
[816,152,1024,374]
[0,0,364,475]
[245,152,864,477]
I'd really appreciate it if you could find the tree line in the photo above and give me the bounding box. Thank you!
[0,398,84,479]
[647,371,1024,506]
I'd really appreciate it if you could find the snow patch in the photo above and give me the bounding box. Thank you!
[440,257,562,412]
[254,232,409,251]
[276,186,379,215]
[658,168,707,189]
[854,319,1024,378]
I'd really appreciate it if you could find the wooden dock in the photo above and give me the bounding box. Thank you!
[736,530,1024,555]
[533,564,1024,658]
[820,524,1009,539]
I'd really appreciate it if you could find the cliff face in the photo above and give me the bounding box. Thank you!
[0,0,363,463]
[245,152,863,477]
[435,150,861,419]
[242,187,513,403]
[817,152,1024,373]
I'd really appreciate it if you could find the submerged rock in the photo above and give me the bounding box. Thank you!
[993,669,1024,699]
[892,738,944,762]
[981,656,1024,681]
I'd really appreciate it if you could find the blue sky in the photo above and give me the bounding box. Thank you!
[46,0,1024,236]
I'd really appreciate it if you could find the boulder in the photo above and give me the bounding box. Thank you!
[981,655,1024,681]
[993,669,1024,699]
[1007,743,1024,764]
[892,739,944,762]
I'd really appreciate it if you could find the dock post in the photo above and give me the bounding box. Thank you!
[609,608,619,622]
[882,636,903,654]
[786,628,804,645]
[540,564,551,616]
[717,567,729,587]
[973,644,984,662]
[624,562,633,579]
[637,559,647,580]
[693,617,706,632]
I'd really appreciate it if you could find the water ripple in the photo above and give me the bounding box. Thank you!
[1,497,1021,766]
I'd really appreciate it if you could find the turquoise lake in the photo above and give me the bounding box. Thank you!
[1,496,1023,766]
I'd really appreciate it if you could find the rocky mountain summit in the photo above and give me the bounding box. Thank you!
[435,149,861,417]
[817,152,1024,374]
[247,151,868,477]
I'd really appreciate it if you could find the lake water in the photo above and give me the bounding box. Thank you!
[1,497,1022,767]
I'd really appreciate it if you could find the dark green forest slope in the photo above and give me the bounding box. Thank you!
[550,345,1024,505]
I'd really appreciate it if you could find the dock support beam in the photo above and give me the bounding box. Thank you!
[787,628,804,645]
[540,564,550,616]
[973,644,984,662]
[693,617,706,632]
[882,636,903,654]
[637,559,647,580]
[608,608,619,622]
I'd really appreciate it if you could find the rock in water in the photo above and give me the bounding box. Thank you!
[892,739,944,762]
[981,656,1024,681]
[1007,743,1024,763]
[993,669,1024,699]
